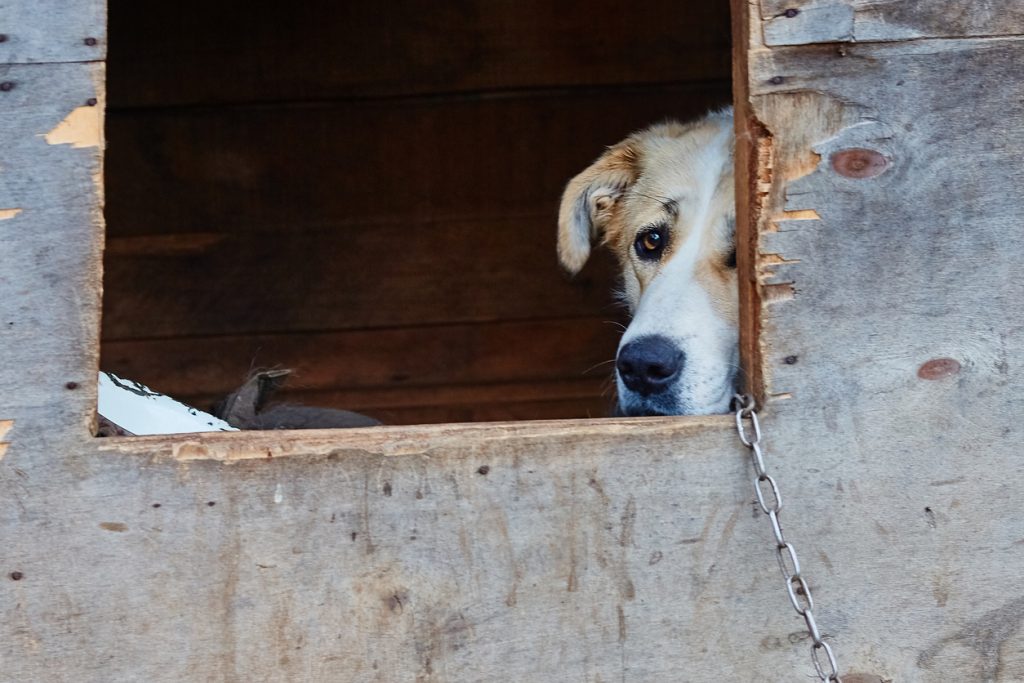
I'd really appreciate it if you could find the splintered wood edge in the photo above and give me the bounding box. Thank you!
[731,0,767,402]
[94,414,734,462]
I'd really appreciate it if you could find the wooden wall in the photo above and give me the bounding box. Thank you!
[5,1,1024,681]
[100,0,733,424]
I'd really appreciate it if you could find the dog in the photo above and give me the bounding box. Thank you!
[558,109,738,416]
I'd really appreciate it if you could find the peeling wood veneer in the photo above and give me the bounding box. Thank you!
[44,101,103,149]
[0,419,12,459]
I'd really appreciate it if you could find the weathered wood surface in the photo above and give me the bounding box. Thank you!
[0,0,106,63]
[742,23,1024,681]
[760,0,1024,46]
[0,60,104,423]
[4,3,1024,683]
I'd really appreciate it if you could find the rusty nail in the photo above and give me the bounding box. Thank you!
[477,465,490,475]
[784,8,800,17]
[769,76,785,86]
[10,571,23,581]
[0,82,14,92]
[84,37,98,46]
[65,381,79,390]
[783,355,798,365]
[918,357,961,380]
[86,97,98,106]
[831,148,889,179]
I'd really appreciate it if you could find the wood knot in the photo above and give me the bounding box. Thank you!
[831,148,889,179]
[918,357,961,380]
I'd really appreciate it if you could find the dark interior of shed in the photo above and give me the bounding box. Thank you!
[100,1,732,426]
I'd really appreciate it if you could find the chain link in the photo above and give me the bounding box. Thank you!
[732,394,842,683]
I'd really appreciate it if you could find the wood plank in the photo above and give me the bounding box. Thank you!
[761,0,1024,46]
[7,3,1024,681]
[0,0,106,64]
[219,379,616,425]
[107,0,731,107]
[360,396,612,425]
[101,317,621,403]
[104,83,733,239]
[741,34,1024,680]
[102,219,623,339]
[0,61,104,423]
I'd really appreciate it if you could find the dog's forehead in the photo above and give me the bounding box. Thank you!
[622,146,709,227]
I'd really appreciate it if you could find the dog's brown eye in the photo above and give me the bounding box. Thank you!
[635,228,666,260]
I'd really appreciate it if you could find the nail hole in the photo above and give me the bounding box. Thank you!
[84,37,98,46]
[65,381,79,390]
[477,465,490,475]
[0,82,15,92]
[10,571,23,581]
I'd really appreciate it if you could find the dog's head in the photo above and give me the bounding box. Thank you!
[558,110,737,416]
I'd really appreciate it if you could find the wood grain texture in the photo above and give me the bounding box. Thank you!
[0,0,106,63]
[0,61,104,427]
[103,84,732,240]
[760,0,1024,46]
[101,220,623,339]
[746,34,1024,681]
[102,317,622,424]
[107,0,731,107]
[6,3,1024,682]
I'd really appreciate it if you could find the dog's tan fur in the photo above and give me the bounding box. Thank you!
[558,111,737,415]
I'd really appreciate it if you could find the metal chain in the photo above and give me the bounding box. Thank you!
[732,394,842,683]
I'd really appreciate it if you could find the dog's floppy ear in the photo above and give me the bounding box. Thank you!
[557,140,639,274]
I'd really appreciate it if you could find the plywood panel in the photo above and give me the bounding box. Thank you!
[760,0,1024,46]
[743,33,1024,681]
[107,0,731,107]
[6,2,1024,682]
[0,61,104,423]
[0,0,106,63]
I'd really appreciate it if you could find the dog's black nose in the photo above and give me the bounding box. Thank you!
[616,335,683,396]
